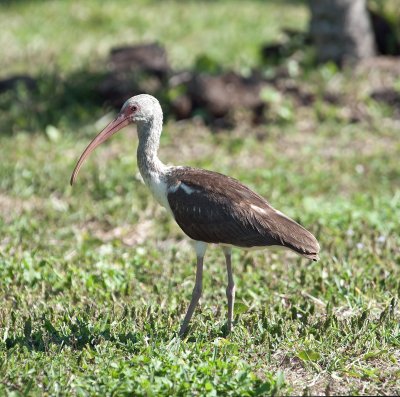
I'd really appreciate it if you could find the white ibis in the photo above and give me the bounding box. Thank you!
[70,94,320,335]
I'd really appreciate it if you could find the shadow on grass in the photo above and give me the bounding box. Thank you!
[0,67,179,136]
[0,69,110,135]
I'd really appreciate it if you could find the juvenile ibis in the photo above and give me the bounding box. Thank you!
[70,94,320,335]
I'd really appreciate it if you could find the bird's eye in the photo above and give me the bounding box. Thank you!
[130,105,138,112]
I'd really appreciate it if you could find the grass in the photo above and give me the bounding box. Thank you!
[0,0,307,74]
[1,0,400,395]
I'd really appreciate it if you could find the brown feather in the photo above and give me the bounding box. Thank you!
[167,167,320,260]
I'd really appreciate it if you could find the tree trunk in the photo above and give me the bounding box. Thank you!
[309,0,376,64]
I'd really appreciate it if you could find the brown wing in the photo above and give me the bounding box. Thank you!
[167,167,320,260]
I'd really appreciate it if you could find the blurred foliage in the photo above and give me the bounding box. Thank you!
[369,0,400,36]
[368,0,400,55]
[194,54,223,75]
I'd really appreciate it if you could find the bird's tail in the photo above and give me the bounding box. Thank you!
[302,251,320,261]
[265,209,320,261]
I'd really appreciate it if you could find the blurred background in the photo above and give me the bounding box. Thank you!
[1,0,399,132]
[0,1,399,395]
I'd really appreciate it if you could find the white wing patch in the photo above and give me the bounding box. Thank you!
[180,183,197,195]
[167,182,198,195]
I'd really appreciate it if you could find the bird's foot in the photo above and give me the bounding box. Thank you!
[222,321,234,336]
[178,324,189,337]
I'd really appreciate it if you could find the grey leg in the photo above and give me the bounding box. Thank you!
[179,255,204,336]
[224,248,235,332]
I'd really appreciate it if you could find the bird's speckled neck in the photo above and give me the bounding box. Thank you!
[135,108,173,212]
[136,110,167,184]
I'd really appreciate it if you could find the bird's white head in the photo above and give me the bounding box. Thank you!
[121,94,162,124]
[70,94,162,185]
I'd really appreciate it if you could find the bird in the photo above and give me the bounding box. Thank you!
[70,94,320,336]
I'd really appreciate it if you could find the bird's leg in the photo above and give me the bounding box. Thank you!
[179,255,203,336]
[179,241,207,336]
[223,247,235,333]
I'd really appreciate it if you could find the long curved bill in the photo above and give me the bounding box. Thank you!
[70,114,130,185]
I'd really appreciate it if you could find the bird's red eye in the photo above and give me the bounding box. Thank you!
[131,105,138,112]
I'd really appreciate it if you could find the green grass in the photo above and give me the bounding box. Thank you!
[0,0,307,75]
[1,118,399,395]
[1,0,400,395]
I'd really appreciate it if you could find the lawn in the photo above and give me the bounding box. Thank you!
[0,1,399,395]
